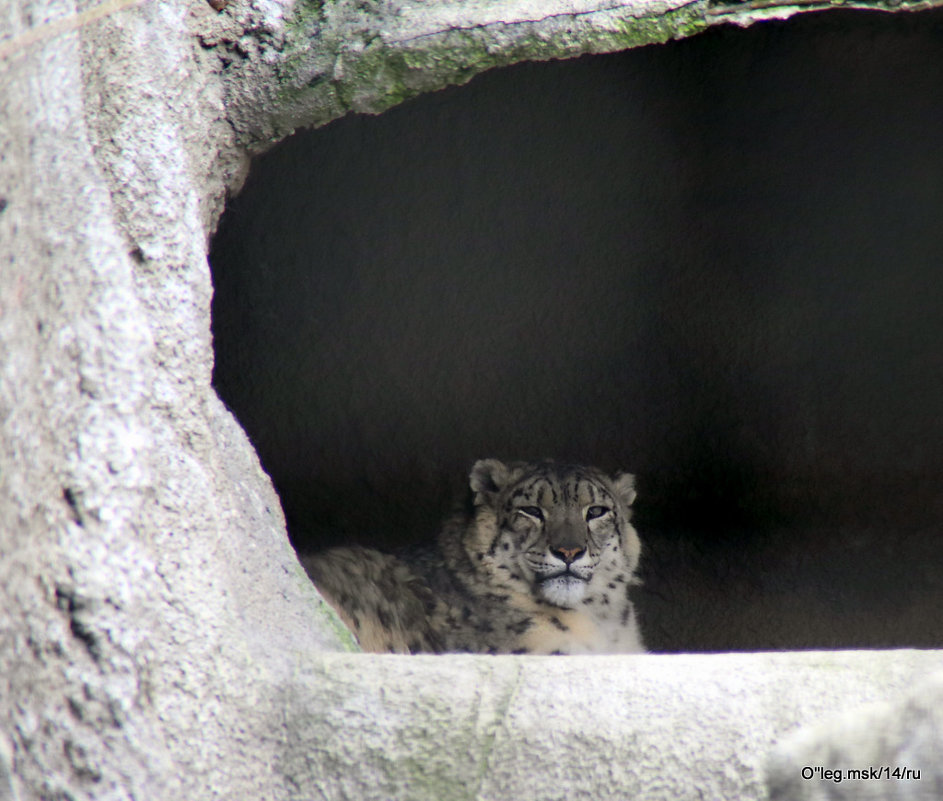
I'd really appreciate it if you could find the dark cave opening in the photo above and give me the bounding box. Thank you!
[210,10,943,651]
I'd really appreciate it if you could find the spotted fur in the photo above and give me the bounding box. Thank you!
[302,460,645,654]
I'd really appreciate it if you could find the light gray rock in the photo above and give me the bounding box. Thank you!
[282,650,943,801]
[767,671,943,801]
[3,1,943,800]
[1,2,353,799]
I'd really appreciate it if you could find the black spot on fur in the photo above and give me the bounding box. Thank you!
[601,594,610,605]
[551,650,565,655]
[615,574,627,583]
[582,597,594,605]
[511,648,529,654]
[550,617,568,632]
[510,619,532,635]
[502,542,510,551]
[621,606,631,626]
[608,582,617,590]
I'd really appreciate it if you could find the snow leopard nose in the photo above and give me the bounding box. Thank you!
[552,546,585,564]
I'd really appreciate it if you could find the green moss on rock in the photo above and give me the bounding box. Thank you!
[276,0,713,131]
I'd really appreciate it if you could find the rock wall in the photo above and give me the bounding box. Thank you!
[1,2,354,798]
[2,1,942,799]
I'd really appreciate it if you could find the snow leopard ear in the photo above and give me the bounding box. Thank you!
[611,472,637,508]
[469,459,511,503]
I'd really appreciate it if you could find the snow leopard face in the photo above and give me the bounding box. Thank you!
[467,460,640,609]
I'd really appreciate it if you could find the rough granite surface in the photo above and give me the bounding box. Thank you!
[767,670,943,801]
[2,0,942,800]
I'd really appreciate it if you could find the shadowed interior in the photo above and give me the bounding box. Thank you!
[210,10,943,651]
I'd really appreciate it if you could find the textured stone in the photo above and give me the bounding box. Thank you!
[284,650,943,801]
[2,1,943,800]
[767,671,943,801]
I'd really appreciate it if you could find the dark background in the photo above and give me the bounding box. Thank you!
[210,10,943,652]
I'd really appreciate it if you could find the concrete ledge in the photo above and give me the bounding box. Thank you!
[281,650,943,801]
[5,2,943,800]
[768,667,943,801]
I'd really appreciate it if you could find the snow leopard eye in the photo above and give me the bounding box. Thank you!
[585,505,610,521]
[516,506,544,521]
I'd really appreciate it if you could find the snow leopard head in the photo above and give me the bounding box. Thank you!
[466,459,641,609]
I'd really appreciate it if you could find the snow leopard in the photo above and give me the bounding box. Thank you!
[301,459,645,654]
